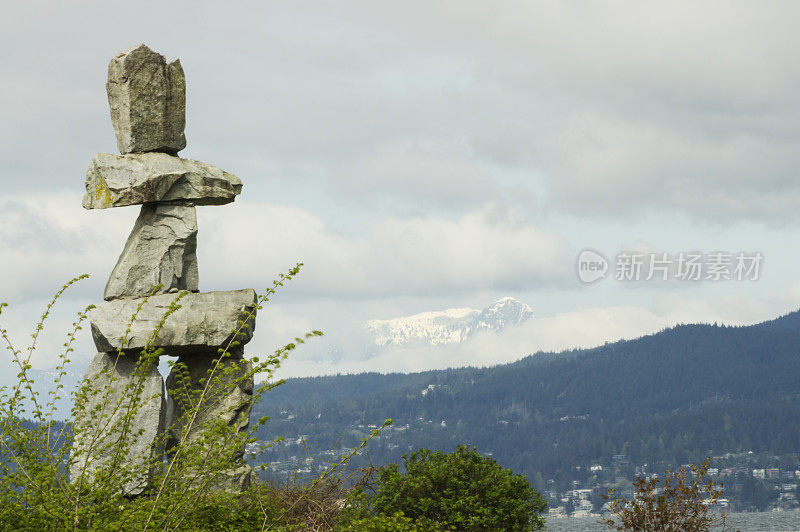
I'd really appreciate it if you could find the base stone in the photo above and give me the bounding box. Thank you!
[69,351,166,496]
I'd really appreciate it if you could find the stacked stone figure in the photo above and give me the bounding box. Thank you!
[70,44,256,495]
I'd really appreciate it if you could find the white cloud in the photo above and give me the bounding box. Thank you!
[198,201,569,298]
[0,192,569,372]
[0,192,137,302]
[3,2,800,223]
[0,192,567,305]
[3,1,800,388]
[332,138,496,211]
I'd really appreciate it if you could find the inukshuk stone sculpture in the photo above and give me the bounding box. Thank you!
[70,44,256,495]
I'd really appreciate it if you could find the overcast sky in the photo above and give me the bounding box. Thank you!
[2,1,800,382]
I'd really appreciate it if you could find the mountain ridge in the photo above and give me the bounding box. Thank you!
[257,306,800,502]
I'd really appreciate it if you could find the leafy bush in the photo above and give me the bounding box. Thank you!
[355,445,547,531]
[0,269,323,530]
[601,458,734,531]
[336,511,444,531]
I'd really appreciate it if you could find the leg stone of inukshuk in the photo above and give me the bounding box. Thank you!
[107,43,186,154]
[69,351,166,496]
[105,202,199,300]
[165,352,255,492]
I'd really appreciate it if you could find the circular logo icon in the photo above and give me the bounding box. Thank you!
[576,249,608,284]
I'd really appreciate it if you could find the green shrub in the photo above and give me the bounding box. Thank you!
[363,446,547,531]
[0,269,320,530]
[336,511,444,531]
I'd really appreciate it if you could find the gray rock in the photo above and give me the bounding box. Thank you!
[165,355,254,492]
[82,152,242,209]
[165,355,253,452]
[216,464,256,492]
[107,44,186,154]
[69,351,166,495]
[89,289,257,355]
[105,203,199,301]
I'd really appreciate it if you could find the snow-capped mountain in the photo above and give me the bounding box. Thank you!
[366,297,534,347]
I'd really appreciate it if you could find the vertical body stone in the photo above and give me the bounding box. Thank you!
[107,44,186,154]
[69,352,166,495]
[105,202,199,301]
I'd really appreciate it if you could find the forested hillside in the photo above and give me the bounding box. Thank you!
[254,310,800,493]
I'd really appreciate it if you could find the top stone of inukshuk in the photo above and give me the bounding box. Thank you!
[71,44,256,494]
[108,44,186,154]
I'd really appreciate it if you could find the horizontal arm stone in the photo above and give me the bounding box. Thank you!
[82,152,242,209]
